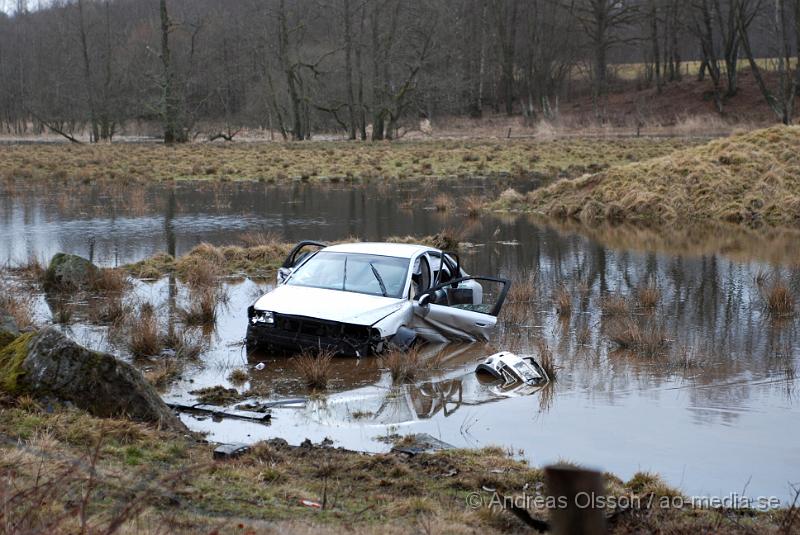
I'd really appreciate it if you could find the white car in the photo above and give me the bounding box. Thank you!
[246,241,510,356]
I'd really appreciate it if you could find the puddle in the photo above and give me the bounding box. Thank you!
[1,179,799,501]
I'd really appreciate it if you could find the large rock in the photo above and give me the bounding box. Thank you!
[45,253,98,290]
[0,309,20,350]
[0,327,185,431]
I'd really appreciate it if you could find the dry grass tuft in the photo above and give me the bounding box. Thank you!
[292,349,335,390]
[764,282,795,317]
[182,260,222,289]
[88,297,131,326]
[161,326,205,360]
[228,368,249,385]
[463,195,485,218]
[128,303,162,358]
[507,271,537,304]
[433,193,450,212]
[554,285,572,317]
[0,290,36,330]
[607,317,668,357]
[636,283,661,309]
[144,358,183,389]
[89,268,129,294]
[13,256,45,281]
[381,346,421,383]
[601,294,629,316]
[536,340,557,382]
[180,287,219,326]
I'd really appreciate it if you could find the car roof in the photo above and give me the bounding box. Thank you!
[322,242,436,259]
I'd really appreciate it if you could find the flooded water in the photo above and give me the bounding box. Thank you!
[1,179,799,501]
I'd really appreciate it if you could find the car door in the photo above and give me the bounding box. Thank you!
[411,276,510,342]
[277,241,327,284]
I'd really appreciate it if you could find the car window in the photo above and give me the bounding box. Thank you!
[286,251,409,298]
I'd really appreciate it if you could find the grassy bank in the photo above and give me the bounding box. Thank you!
[0,400,790,534]
[0,137,700,185]
[490,126,800,228]
[124,233,460,279]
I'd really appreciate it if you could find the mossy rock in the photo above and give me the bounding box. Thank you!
[0,308,20,350]
[0,327,185,430]
[44,253,98,290]
[0,332,34,391]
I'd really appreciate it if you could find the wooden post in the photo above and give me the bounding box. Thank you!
[545,465,607,535]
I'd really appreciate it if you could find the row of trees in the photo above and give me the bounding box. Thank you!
[0,0,797,143]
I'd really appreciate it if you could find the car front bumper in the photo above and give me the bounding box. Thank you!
[246,308,381,357]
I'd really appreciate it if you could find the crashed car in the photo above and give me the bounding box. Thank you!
[247,241,510,356]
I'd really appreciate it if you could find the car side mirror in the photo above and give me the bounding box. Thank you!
[277,267,293,285]
[418,293,432,307]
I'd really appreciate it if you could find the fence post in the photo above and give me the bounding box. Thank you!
[545,465,607,535]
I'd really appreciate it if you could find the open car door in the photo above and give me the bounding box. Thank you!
[411,276,510,343]
[277,240,327,284]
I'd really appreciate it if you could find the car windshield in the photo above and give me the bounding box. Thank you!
[286,251,409,298]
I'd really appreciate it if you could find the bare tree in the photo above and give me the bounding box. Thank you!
[159,0,186,143]
[492,0,519,116]
[738,0,797,124]
[562,0,641,119]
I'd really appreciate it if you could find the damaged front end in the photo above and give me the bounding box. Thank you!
[247,306,384,357]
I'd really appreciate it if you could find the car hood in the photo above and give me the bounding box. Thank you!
[253,285,405,326]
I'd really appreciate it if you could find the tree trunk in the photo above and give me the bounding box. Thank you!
[159,0,185,143]
[278,0,304,140]
[370,1,384,140]
[77,0,99,142]
[356,3,367,140]
[650,1,662,93]
[343,0,356,139]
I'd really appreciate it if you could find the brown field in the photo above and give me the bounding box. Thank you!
[0,136,701,187]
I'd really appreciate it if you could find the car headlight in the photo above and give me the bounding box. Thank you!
[251,310,274,325]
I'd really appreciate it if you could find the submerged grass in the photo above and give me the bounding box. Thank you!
[554,285,572,317]
[607,317,669,357]
[536,340,557,382]
[636,283,661,310]
[0,290,36,330]
[491,126,800,228]
[292,349,335,390]
[764,282,795,318]
[381,346,422,383]
[179,286,220,326]
[128,304,161,358]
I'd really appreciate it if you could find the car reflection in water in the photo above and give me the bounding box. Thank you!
[290,344,550,427]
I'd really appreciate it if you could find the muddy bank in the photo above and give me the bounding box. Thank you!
[0,399,791,534]
[490,126,800,228]
[0,137,700,187]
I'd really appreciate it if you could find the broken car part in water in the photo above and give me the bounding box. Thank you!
[476,351,550,387]
[247,241,510,356]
